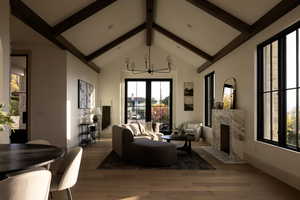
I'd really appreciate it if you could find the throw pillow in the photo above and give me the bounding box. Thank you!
[152,122,161,133]
[186,123,200,129]
[138,122,146,135]
[129,123,141,136]
[145,121,153,132]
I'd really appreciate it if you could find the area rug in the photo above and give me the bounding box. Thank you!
[97,150,215,170]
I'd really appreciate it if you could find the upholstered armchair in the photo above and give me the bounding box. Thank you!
[177,121,203,141]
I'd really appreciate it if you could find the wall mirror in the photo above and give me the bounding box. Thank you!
[222,77,236,109]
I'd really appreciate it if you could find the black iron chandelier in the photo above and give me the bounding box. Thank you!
[125,46,172,74]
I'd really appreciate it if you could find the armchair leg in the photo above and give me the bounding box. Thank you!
[66,188,73,200]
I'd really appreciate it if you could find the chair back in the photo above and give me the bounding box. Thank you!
[27,139,51,145]
[0,169,51,200]
[57,147,83,190]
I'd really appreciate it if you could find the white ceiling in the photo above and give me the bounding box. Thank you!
[63,0,145,55]
[12,0,283,70]
[22,0,96,26]
[156,0,240,55]
[208,0,281,25]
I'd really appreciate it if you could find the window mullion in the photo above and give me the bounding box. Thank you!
[279,37,287,147]
[257,47,264,140]
[296,29,299,150]
[270,44,273,141]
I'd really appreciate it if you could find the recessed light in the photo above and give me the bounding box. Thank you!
[108,24,114,30]
[187,24,193,29]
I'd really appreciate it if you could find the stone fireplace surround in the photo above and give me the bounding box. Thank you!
[211,109,246,162]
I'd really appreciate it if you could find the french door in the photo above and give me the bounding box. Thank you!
[125,79,173,132]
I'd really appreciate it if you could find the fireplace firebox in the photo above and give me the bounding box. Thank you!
[220,124,230,154]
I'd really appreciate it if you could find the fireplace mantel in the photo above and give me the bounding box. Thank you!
[212,109,245,161]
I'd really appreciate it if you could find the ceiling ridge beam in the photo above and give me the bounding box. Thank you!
[146,0,154,46]
[197,0,300,73]
[10,0,100,73]
[53,0,117,36]
[153,23,213,61]
[86,23,146,61]
[186,0,251,33]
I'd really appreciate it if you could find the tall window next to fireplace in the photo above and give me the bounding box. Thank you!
[257,21,300,152]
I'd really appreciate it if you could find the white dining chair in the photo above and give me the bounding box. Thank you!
[50,147,83,200]
[0,168,51,200]
[27,139,51,145]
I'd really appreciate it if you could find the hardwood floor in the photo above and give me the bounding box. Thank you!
[53,138,300,200]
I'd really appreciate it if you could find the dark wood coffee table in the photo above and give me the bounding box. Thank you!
[161,134,195,154]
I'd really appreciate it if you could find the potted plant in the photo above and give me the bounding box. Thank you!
[0,104,14,144]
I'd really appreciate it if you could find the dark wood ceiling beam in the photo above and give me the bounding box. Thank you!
[10,0,100,73]
[153,23,213,61]
[86,23,146,61]
[53,0,117,36]
[146,0,154,46]
[197,0,300,73]
[186,0,251,33]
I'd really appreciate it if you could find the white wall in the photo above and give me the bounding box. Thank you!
[11,44,68,147]
[66,52,98,148]
[98,45,202,134]
[0,0,10,143]
[199,6,300,189]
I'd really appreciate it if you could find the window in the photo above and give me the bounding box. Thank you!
[257,21,300,152]
[205,72,215,127]
[125,79,173,133]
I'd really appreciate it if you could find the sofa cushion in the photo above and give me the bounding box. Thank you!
[134,135,152,140]
[129,123,141,136]
[138,122,147,135]
[145,122,153,132]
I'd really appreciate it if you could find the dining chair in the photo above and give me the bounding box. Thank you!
[0,168,51,200]
[50,147,83,200]
[27,139,51,145]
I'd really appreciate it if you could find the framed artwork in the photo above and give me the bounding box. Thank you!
[184,82,194,111]
[78,80,94,109]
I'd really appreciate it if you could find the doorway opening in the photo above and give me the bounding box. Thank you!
[10,54,30,143]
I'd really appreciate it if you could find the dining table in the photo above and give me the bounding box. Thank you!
[0,143,64,179]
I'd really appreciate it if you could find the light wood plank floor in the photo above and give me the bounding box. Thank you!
[53,138,300,200]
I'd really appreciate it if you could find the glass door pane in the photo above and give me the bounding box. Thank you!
[127,81,146,123]
[151,81,171,133]
[10,55,27,130]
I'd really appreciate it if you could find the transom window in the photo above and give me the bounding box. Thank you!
[257,21,300,152]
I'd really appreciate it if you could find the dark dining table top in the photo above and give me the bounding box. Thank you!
[0,144,64,175]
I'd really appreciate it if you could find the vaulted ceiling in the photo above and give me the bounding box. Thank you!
[10,0,299,73]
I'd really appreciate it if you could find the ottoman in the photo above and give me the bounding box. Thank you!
[129,138,177,166]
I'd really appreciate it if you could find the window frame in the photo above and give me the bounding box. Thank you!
[257,20,300,152]
[124,79,173,131]
[205,72,215,127]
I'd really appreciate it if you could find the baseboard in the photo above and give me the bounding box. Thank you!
[245,153,300,191]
